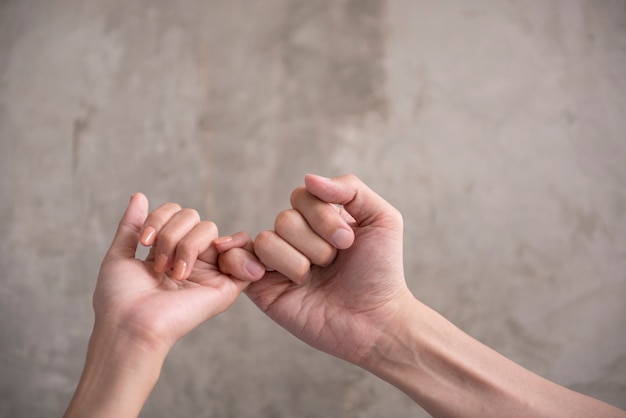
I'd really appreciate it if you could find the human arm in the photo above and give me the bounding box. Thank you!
[361,292,624,418]
[64,193,262,418]
[218,174,626,418]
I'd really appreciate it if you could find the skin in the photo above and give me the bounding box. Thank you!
[66,176,626,417]
[218,174,626,418]
[219,174,408,364]
[64,193,261,418]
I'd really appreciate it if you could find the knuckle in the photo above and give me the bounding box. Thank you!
[315,245,336,267]
[274,209,300,233]
[291,256,311,283]
[145,212,167,228]
[253,230,275,262]
[255,230,274,246]
[179,207,200,222]
[201,220,218,236]
[147,202,181,226]
[162,202,182,212]
[156,231,177,253]
[289,186,308,207]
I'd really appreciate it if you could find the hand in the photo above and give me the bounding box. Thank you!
[217,176,626,418]
[65,193,261,418]
[218,174,413,365]
[94,192,262,353]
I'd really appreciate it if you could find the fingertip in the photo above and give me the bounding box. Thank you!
[219,248,266,281]
[122,193,150,235]
[214,231,254,253]
[129,193,149,215]
[172,258,188,281]
[105,193,149,260]
[244,258,266,281]
[303,173,354,206]
[304,173,331,189]
[131,191,147,201]
[213,235,233,249]
[139,226,156,246]
[332,228,354,249]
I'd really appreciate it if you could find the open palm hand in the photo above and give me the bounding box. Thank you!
[93,193,252,354]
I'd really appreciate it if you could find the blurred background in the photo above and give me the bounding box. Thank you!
[1,0,625,416]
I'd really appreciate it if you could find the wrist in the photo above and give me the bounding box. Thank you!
[64,322,168,418]
[356,292,424,373]
[358,297,501,416]
[360,295,528,417]
[357,293,625,418]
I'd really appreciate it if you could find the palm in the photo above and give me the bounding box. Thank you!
[95,245,246,352]
[246,224,407,363]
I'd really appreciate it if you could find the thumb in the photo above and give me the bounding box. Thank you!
[304,174,401,228]
[105,193,149,259]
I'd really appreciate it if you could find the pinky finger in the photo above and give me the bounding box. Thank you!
[214,231,254,253]
[218,248,266,282]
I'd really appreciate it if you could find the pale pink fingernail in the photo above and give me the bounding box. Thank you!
[213,236,233,246]
[245,259,265,279]
[307,173,330,181]
[173,259,187,280]
[140,226,156,246]
[332,228,353,249]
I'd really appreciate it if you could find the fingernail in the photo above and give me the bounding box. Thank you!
[140,226,156,246]
[332,228,353,249]
[245,259,265,279]
[173,259,187,280]
[155,252,168,272]
[213,235,233,246]
[308,173,331,182]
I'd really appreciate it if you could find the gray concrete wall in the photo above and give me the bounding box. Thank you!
[1,1,625,416]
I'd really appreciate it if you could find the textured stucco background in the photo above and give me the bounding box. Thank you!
[1,1,625,417]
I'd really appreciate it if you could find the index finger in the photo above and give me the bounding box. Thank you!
[290,187,355,250]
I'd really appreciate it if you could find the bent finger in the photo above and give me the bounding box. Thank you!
[214,231,255,254]
[254,230,311,284]
[290,187,355,250]
[304,174,402,229]
[274,209,337,266]
[138,202,183,247]
[171,221,219,280]
[152,208,202,273]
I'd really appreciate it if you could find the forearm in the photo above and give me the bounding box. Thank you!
[64,322,167,418]
[361,295,625,418]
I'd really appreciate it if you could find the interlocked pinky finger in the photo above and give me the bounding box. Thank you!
[214,231,255,253]
[218,248,266,282]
